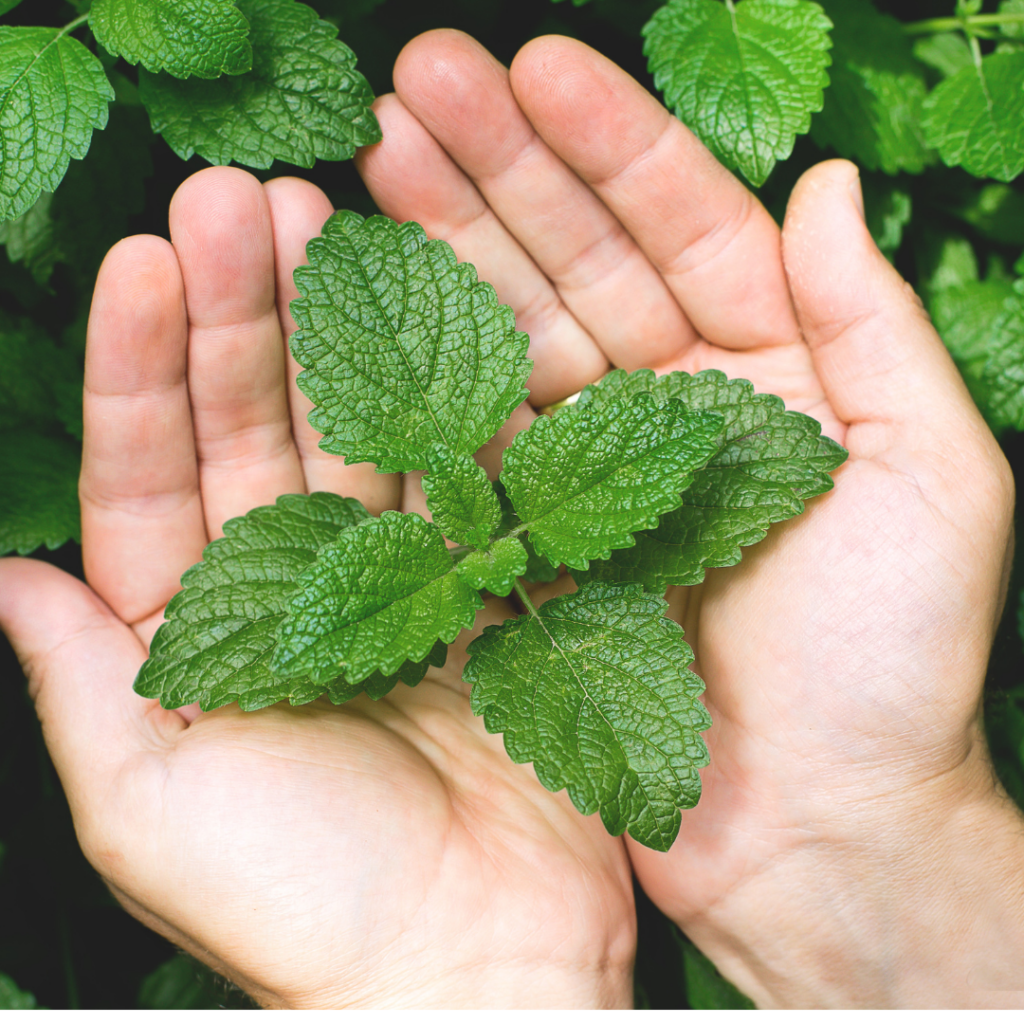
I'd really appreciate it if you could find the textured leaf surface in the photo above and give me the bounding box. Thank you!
[135,492,370,710]
[0,429,80,555]
[455,536,528,597]
[90,0,252,79]
[0,26,113,220]
[922,50,1024,182]
[273,511,483,685]
[930,277,1017,426]
[643,0,833,186]
[502,393,722,570]
[138,0,380,169]
[977,279,1024,434]
[465,582,711,851]
[573,370,845,590]
[811,0,931,175]
[423,445,503,549]
[291,212,531,472]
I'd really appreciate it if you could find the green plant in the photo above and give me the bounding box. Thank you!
[1,0,1023,1010]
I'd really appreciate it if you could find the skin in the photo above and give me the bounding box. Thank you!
[1,31,1022,1008]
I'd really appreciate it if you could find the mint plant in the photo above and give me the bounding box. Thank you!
[133,209,845,851]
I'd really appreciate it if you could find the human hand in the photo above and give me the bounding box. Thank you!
[0,168,635,1008]
[358,31,1023,1008]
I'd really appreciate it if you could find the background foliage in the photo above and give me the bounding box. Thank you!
[0,0,1022,1008]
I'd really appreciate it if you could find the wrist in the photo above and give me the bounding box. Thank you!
[684,748,1024,1007]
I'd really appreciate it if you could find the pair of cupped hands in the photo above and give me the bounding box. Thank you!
[0,30,1020,1009]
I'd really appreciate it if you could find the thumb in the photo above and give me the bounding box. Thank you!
[782,159,987,459]
[0,558,181,817]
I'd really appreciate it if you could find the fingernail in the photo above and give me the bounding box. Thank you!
[848,170,865,222]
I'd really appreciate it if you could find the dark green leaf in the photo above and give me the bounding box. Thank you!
[951,183,1024,246]
[0,26,113,220]
[677,933,756,1009]
[273,510,483,685]
[643,0,833,186]
[863,176,911,261]
[502,392,722,570]
[90,0,253,80]
[812,0,931,175]
[0,429,81,555]
[291,212,532,472]
[423,445,503,549]
[137,0,380,169]
[465,581,711,851]
[136,492,371,711]
[572,370,845,590]
[0,973,36,1010]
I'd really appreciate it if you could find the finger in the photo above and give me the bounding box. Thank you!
[169,167,306,537]
[782,160,992,457]
[263,176,402,515]
[80,235,209,626]
[393,30,697,374]
[0,560,184,820]
[509,35,803,355]
[356,94,608,408]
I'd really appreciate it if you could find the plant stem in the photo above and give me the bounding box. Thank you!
[59,13,90,38]
[512,578,540,619]
[903,13,1024,36]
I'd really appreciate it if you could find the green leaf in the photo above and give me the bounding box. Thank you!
[811,0,931,175]
[137,0,380,169]
[138,954,256,1010]
[291,212,532,473]
[951,183,1024,246]
[423,445,503,549]
[643,0,833,186]
[977,279,1024,433]
[0,26,114,220]
[862,176,911,261]
[930,277,1016,416]
[465,582,711,851]
[572,370,845,591]
[0,973,37,1010]
[1002,0,1024,40]
[135,492,372,711]
[0,191,58,283]
[455,535,528,597]
[0,429,81,555]
[922,50,1024,182]
[0,3,24,18]
[502,392,723,571]
[677,933,756,1009]
[272,510,483,685]
[912,33,973,80]
[90,0,252,80]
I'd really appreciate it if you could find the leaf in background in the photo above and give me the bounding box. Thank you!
[977,279,1024,433]
[465,582,711,851]
[951,183,1024,246]
[138,0,380,169]
[0,192,59,284]
[922,50,1024,182]
[291,212,531,473]
[138,954,256,1010]
[273,511,483,686]
[0,26,113,220]
[455,535,528,597]
[0,973,37,1010]
[862,175,911,261]
[912,33,973,80]
[90,0,252,79]
[916,231,979,301]
[643,0,833,186]
[423,445,503,549]
[811,0,931,175]
[1001,0,1024,40]
[930,276,1017,420]
[0,429,80,555]
[135,492,372,711]
[573,370,845,591]
[0,2,24,17]
[502,393,723,571]
[676,932,756,1009]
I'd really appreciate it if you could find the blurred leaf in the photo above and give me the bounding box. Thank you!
[675,932,755,1009]
[951,183,1024,245]
[916,232,978,299]
[0,2,24,17]
[812,0,931,175]
[862,176,911,260]
[0,313,79,435]
[912,33,972,80]
[0,194,59,285]
[138,953,256,1009]
[1001,0,1024,39]
[0,973,38,1009]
